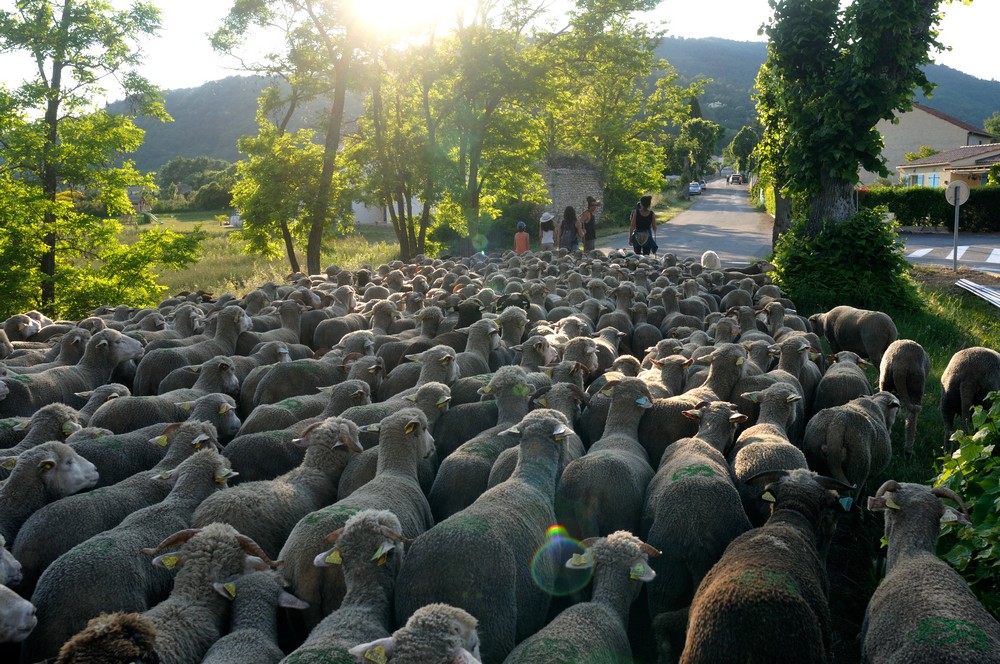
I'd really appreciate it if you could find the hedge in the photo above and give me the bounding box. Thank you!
[858,186,1000,232]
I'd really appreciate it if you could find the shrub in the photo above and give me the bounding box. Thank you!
[771,206,917,311]
[859,186,1000,232]
[934,393,1000,617]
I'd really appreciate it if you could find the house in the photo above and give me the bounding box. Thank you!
[859,102,994,185]
[896,143,1000,189]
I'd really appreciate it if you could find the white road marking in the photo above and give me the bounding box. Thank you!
[907,248,934,258]
[988,249,1000,264]
[944,246,969,261]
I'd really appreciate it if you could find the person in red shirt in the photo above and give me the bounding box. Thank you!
[514,221,530,255]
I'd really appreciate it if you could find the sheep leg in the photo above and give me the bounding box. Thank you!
[903,404,921,455]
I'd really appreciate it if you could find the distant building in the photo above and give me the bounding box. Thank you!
[859,102,994,185]
[896,143,1000,189]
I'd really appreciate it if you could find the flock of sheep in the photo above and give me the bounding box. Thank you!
[1,246,999,664]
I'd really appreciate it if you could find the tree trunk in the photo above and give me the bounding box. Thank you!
[772,188,792,250]
[306,36,354,276]
[805,169,857,237]
[280,220,300,274]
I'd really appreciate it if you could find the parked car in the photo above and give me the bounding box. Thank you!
[699,179,707,190]
[688,181,702,195]
[729,173,743,185]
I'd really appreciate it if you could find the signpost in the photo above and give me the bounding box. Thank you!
[945,181,970,272]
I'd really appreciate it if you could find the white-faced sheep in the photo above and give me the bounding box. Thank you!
[679,469,854,664]
[201,569,309,664]
[939,345,1000,446]
[13,420,222,597]
[395,410,570,664]
[193,417,364,558]
[74,383,131,425]
[279,408,435,630]
[808,305,897,367]
[877,339,929,455]
[21,448,235,663]
[862,480,1000,663]
[352,603,482,664]
[504,531,660,664]
[0,329,144,417]
[281,509,407,663]
[0,402,82,469]
[0,584,36,644]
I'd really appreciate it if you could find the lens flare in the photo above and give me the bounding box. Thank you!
[530,524,592,596]
[472,234,489,251]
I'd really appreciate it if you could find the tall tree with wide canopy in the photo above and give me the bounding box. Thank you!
[755,0,972,236]
[0,0,200,316]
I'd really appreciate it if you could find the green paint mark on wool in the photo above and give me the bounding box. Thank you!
[73,537,118,558]
[437,514,491,537]
[0,419,19,430]
[671,464,717,481]
[277,398,303,410]
[518,637,582,661]
[6,373,32,384]
[302,505,358,527]
[95,437,124,450]
[730,568,799,596]
[907,617,991,652]
[462,440,498,461]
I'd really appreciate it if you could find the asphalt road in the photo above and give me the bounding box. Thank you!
[596,182,1000,273]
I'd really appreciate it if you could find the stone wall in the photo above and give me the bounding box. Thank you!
[544,167,604,224]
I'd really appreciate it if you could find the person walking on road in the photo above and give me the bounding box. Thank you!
[559,206,583,252]
[514,221,530,255]
[580,195,601,252]
[629,195,657,255]
[539,212,556,250]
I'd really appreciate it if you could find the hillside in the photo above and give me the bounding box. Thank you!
[120,37,999,173]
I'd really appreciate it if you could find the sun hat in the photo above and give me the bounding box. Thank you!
[516,221,526,231]
[540,212,555,222]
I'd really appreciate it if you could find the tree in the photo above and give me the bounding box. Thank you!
[904,146,940,162]
[984,111,1000,139]
[677,117,723,179]
[156,156,233,192]
[728,125,759,174]
[754,0,972,236]
[0,0,202,316]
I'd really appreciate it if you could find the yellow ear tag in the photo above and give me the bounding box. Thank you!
[153,435,169,447]
[371,543,391,563]
[223,582,237,598]
[885,497,901,510]
[761,491,776,503]
[160,555,179,571]
[568,553,590,568]
[377,554,388,566]
[324,550,343,565]
[404,421,418,435]
[364,645,388,664]
[0,458,16,471]
[629,563,647,580]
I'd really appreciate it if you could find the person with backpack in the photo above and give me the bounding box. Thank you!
[580,195,601,252]
[559,206,583,252]
[628,195,657,255]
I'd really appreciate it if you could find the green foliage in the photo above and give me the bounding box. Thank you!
[156,156,233,191]
[904,145,941,162]
[859,186,1000,232]
[728,125,759,174]
[934,394,1000,618]
[988,163,1000,187]
[985,111,1000,139]
[677,118,724,178]
[771,207,917,311]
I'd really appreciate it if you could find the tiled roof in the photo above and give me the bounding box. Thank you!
[914,103,991,136]
[900,143,1000,168]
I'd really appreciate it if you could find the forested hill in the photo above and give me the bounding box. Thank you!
[118,37,999,173]
[656,36,1000,144]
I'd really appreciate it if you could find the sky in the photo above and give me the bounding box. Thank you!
[1,0,996,96]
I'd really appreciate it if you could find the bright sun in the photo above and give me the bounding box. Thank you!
[349,0,470,44]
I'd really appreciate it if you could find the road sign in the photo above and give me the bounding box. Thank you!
[945,181,970,206]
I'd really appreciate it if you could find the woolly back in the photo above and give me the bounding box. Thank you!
[55,612,158,664]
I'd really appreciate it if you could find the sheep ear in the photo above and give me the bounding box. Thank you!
[682,409,702,420]
[786,393,802,403]
[176,401,193,412]
[186,365,202,373]
[277,591,309,610]
[150,434,169,447]
[212,581,239,600]
[350,638,395,663]
[404,419,421,435]
[729,413,748,423]
[152,553,183,570]
[0,457,17,471]
[403,353,424,365]
[75,390,93,398]
[191,433,212,449]
[565,550,594,570]
[358,423,381,434]
[12,418,30,432]
[218,403,231,415]
[37,459,56,474]
[403,393,417,402]
[628,559,656,582]
[741,391,761,404]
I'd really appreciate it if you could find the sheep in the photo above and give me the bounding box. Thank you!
[51,612,157,664]
[812,350,873,414]
[503,531,660,664]
[861,480,1000,663]
[12,421,222,597]
[0,535,20,587]
[21,448,235,663]
[201,570,309,664]
[803,391,900,502]
[4,327,90,375]
[940,346,1000,446]
[641,402,750,657]
[679,469,854,664]
[66,393,240,487]
[279,408,435,630]
[235,299,305,355]
[0,329,144,417]
[0,441,98,545]
[557,378,655,539]
[74,383,131,425]
[193,417,364,558]
[2,314,40,342]
[132,305,251,396]
[637,353,691,398]
[0,402,81,469]
[701,250,722,271]
[877,339,930,455]
[89,357,240,434]
[351,603,482,664]
[808,305,897,366]
[280,510,406,663]
[728,383,808,526]
[57,524,280,664]
[394,410,570,664]
[428,366,532,521]
[0,583,36,643]
[377,344,461,401]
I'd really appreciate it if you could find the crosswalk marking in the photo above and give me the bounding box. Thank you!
[907,248,934,258]
[988,249,1000,264]
[944,246,969,261]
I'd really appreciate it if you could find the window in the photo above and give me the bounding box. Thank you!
[909,174,925,186]
[928,174,940,187]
